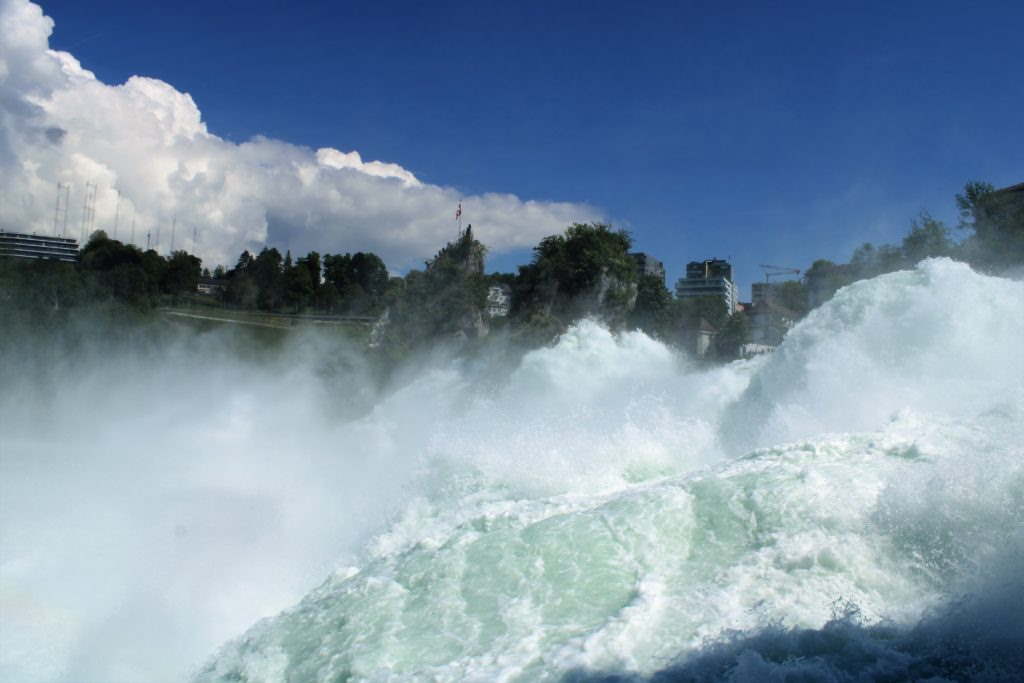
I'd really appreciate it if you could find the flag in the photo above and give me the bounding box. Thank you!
[455,203,462,220]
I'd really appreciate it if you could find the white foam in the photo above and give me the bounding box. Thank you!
[3,259,1022,682]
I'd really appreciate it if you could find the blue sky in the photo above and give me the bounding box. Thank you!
[35,0,1024,296]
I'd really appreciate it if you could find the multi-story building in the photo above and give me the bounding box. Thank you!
[0,230,79,262]
[675,258,737,316]
[751,281,777,307]
[749,280,801,346]
[630,252,666,285]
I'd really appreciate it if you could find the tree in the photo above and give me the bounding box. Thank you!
[902,212,951,264]
[375,230,489,355]
[714,312,749,361]
[281,251,323,312]
[514,223,636,326]
[162,250,202,298]
[77,231,168,308]
[628,273,673,336]
[235,250,254,272]
[350,252,388,299]
[532,223,633,297]
[323,251,389,314]
[225,272,258,308]
[956,180,1024,268]
[672,295,729,330]
[956,181,997,233]
[772,280,808,317]
[849,243,879,279]
[140,249,167,299]
[803,259,852,310]
[252,247,284,310]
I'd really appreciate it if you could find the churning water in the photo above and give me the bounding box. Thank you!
[2,258,1023,682]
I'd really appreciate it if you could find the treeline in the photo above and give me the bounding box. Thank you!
[369,221,755,360]
[3,179,1019,364]
[803,181,1024,307]
[218,248,391,315]
[483,179,1021,361]
[0,229,200,317]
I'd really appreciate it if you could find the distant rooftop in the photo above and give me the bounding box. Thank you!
[992,182,1024,195]
[0,230,79,262]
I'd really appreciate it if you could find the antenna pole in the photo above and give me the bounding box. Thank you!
[80,181,95,244]
[88,183,97,235]
[112,190,121,240]
[61,184,70,237]
[53,182,63,236]
[170,216,176,254]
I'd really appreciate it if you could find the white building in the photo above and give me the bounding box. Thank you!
[486,284,512,318]
[675,258,737,316]
[0,230,79,262]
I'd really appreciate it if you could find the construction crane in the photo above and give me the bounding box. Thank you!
[758,264,801,281]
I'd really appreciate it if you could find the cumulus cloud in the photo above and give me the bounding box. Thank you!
[0,0,602,269]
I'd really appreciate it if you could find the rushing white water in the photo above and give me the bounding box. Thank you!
[2,258,1023,682]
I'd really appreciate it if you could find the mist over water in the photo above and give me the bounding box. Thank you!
[2,259,1023,682]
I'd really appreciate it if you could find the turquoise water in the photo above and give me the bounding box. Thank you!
[196,260,1023,682]
[3,259,1022,682]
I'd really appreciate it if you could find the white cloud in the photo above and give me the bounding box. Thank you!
[0,0,602,269]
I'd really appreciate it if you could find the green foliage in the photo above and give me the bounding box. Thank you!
[162,250,202,299]
[429,224,486,276]
[322,251,389,314]
[956,180,1024,269]
[532,223,633,297]
[902,212,952,264]
[803,259,852,310]
[374,230,489,358]
[808,180,1022,312]
[220,246,389,315]
[713,312,750,361]
[253,248,284,310]
[225,272,259,308]
[0,257,92,316]
[514,223,636,330]
[772,280,808,316]
[847,242,904,280]
[0,230,208,327]
[673,295,729,330]
[628,273,673,336]
[956,181,997,230]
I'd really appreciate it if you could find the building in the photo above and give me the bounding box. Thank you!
[196,277,226,296]
[486,284,512,318]
[0,230,79,262]
[748,279,801,347]
[675,258,737,316]
[977,182,1024,264]
[751,281,778,307]
[748,302,797,346]
[984,181,1024,211]
[630,252,666,285]
[679,317,717,358]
